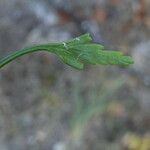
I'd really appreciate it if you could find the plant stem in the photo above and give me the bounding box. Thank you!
[0,43,61,68]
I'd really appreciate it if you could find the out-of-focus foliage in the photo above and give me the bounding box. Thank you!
[122,133,150,150]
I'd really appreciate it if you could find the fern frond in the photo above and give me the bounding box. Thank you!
[0,33,134,69]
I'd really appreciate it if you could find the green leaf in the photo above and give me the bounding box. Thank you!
[0,33,134,69]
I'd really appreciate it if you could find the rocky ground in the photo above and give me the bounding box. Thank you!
[0,0,150,150]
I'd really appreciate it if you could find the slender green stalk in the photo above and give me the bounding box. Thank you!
[0,44,61,68]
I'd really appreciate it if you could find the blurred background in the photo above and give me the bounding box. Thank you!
[0,0,150,150]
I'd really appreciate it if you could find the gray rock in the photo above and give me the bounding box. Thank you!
[132,41,150,86]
